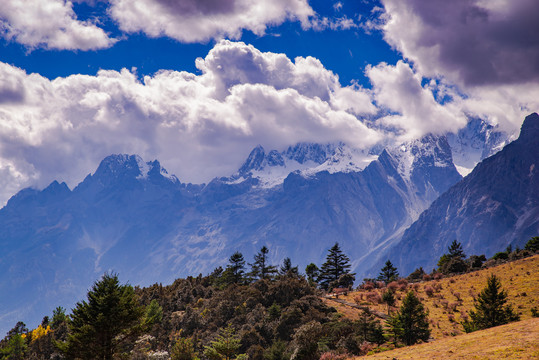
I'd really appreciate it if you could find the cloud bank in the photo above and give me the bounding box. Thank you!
[0,41,384,205]
[380,0,539,132]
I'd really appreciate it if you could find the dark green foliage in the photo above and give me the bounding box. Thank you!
[227,252,246,284]
[250,246,278,280]
[381,289,396,315]
[60,272,144,360]
[203,325,246,360]
[279,257,299,277]
[531,307,539,318]
[524,236,539,252]
[463,275,520,332]
[377,260,399,284]
[144,299,164,329]
[337,273,355,289]
[467,255,486,269]
[305,263,319,285]
[0,334,27,360]
[268,303,281,321]
[444,257,468,273]
[438,240,467,274]
[170,335,199,360]
[448,240,465,259]
[407,267,425,281]
[388,291,430,346]
[492,251,509,261]
[318,243,354,291]
[263,340,289,360]
[356,310,385,346]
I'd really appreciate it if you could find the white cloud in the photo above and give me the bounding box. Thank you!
[367,61,467,140]
[0,0,115,50]
[0,41,380,205]
[378,0,539,133]
[108,0,314,43]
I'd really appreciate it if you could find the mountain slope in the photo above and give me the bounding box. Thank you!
[0,137,461,334]
[386,113,539,275]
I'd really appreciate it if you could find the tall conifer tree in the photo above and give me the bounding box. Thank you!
[318,242,354,290]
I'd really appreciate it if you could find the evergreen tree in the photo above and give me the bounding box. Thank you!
[438,240,467,274]
[60,272,144,360]
[279,257,299,276]
[377,260,399,284]
[388,291,430,346]
[524,236,539,252]
[249,246,277,280]
[463,275,520,332]
[448,240,465,258]
[305,263,319,285]
[171,334,199,360]
[203,325,246,360]
[226,251,246,284]
[382,289,396,315]
[318,242,354,290]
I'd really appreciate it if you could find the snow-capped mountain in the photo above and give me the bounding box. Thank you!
[447,117,511,176]
[381,113,539,276]
[229,143,377,189]
[0,135,461,334]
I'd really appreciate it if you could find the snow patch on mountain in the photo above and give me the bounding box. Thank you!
[230,143,377,188]
[447,118,513,176]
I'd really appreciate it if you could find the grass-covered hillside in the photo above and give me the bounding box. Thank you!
[327,254,538,340]
[357,317,539,359]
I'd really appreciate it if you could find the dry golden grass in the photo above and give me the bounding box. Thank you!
[356,317,539,359]
[326,254,539,340]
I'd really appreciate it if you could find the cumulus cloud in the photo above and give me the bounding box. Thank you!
[377,0,539,133]
[381,0,539,86]
[0,0,115,50]
[367,61,467,140]
[0,41,380,205]
[108,0,314,43]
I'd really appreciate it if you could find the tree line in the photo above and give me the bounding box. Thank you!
[1,237,536,359]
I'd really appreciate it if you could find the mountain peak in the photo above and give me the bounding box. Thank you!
[238,145,266,175]
[518,112,539,142]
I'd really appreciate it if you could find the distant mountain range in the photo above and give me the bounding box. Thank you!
[1,114,534,336]
[382,112,539,275]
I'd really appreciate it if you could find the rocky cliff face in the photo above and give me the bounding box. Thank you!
[382,113,539,276]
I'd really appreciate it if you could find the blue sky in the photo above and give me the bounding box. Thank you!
[0,0,538,205]
[0,0,398,86]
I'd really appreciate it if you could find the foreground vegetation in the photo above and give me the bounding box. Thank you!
[1,238,537,359]
[357,318,539,359]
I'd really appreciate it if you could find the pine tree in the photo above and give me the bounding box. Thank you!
[438,240,467,274]
[203,325,246,360]
[226,251,246,284]
[463,275,520,332]
[60,272,144,360]
[318,242,354,290]
[524,236,539,252]
[279,257,299,276]
[388,291,430,345]
[377,260,399,284]
[249,246,277,280]
[382,288,396,315]
[448,240,465,258]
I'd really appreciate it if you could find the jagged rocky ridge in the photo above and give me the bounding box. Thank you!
[382,113,539,276]
[0,135,461,333]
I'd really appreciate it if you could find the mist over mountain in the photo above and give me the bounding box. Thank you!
[0,134,462,334]
[383,113,539,276]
